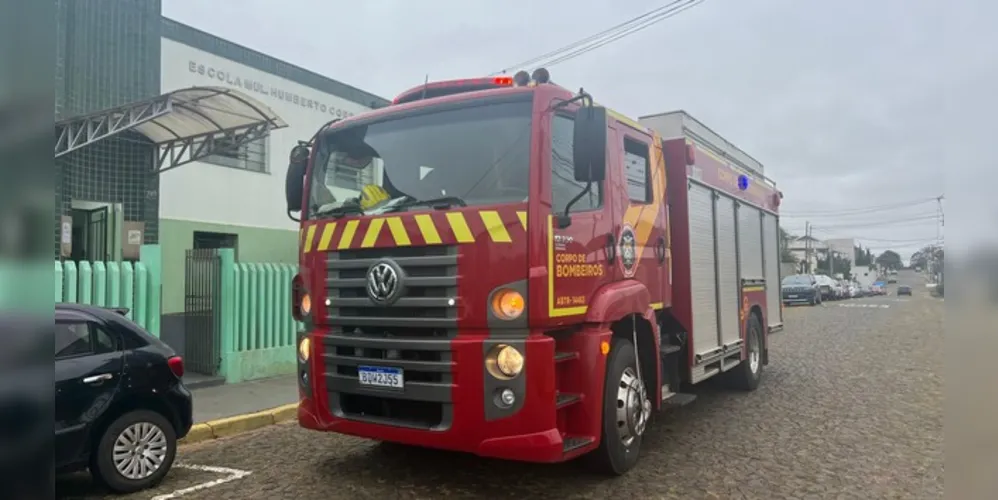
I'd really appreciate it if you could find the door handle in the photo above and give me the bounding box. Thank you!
[655,236,667,265]
[606,233,617,264]
[82,373,113,384]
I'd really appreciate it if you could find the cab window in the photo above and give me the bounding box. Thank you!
[55,322,117,359]
[551,114,602,212]
[623,137,652,204]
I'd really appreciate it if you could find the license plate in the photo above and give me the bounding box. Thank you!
[786,295,798,299]
[358,365,404,389]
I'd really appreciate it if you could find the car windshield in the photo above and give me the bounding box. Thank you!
[782,275,812,286]
[308,100,532,218]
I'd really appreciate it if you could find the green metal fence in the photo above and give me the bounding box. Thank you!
[55,245,162,336]
[217,249,303,384]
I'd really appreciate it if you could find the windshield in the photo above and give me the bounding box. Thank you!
[308,100,532,218]
[782,275,812,286]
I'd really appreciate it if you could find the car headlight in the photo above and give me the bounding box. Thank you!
[486,344,524,379]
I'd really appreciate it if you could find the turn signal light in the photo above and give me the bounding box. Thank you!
[300,293,312,316]
[491,288,524,320]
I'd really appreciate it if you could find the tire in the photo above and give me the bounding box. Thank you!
[725,314,763,391]
[90,410,177,494]
[585,337,650,476]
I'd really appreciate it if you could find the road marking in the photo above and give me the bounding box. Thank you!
[151,464,252,500]
[837,303,891,309]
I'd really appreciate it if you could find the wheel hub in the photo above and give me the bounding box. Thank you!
[748,329,761,374]
[112,422,168,480]
[615,367,651,447]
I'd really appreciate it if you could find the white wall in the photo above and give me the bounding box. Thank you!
[158,38,375,230]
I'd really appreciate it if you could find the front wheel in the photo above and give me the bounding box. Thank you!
[585,337,650,476]
[91,410,177,493]
[725,315,764,391]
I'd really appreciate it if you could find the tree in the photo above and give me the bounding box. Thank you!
[875,250,903,270]
[779,227,797,263]
[854,245,873,266]
[817,252,852,279]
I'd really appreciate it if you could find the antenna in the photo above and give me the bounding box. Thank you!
[420,74,430,100]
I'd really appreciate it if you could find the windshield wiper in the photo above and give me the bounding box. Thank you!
[384,196,467,212]
[312,200,364,219]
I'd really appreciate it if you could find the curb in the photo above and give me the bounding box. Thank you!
[180,402,299,445]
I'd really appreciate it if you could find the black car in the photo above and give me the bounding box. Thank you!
[56,304,192,493]
[782,274,821,306]
[897,285,912,296]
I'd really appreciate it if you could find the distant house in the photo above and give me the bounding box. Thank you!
[788,236,827,273]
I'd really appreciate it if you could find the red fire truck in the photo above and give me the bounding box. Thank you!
[284,69,784,474]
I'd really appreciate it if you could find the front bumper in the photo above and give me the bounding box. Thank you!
[297,330,574,463]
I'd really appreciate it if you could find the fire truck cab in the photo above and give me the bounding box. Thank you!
[285,69,783,475]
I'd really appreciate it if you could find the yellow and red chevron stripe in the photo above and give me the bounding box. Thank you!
[300,207,529,253]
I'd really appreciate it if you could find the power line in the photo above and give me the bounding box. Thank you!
[850,236,940,243]
[781,196,940,218]
[541,0,704,69]
[494,0,704,74]
[812,213,940,231]
[494,1,690,74]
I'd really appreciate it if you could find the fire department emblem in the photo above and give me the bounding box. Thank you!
[366,259,405,306]
[619,225,637,277]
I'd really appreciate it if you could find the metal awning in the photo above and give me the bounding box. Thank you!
[55,86,288,173]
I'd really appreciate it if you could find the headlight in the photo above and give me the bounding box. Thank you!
[298,336,311,362]
[491,288,524,320]
[486,344,524,379]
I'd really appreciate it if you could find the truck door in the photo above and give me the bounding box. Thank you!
[613,126,667,306]
[545,111,616,319]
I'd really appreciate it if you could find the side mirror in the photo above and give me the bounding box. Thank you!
[572,106,607,183]
[285,144,310,212]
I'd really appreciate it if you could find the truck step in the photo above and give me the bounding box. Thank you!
[660,344,681,355]
[555,392,581,409]
[554,351,578,363]
[562,435,595,454]
[662,392,697,408]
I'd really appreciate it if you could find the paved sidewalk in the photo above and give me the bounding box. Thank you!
[191,375,298,423]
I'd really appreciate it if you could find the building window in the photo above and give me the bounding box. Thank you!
[328,159,376,191]
[193,231,239,260]
[203,136,268,173]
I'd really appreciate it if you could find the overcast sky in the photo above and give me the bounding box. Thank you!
[163,0,994,259]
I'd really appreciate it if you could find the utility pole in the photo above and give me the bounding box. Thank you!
[803,221,811,273]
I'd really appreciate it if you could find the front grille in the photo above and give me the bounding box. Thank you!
[326,245,460,334]
[323,246,458,429]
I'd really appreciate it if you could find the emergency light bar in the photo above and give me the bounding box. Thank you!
[392,68,552,105]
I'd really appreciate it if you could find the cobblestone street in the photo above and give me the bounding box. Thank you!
[60,278,944,500]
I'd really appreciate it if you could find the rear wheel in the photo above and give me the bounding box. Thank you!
[725,315,763,391]
[91,410,177,493]
[585,337,650,476]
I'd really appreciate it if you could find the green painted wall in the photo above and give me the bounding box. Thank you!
[160,218,298,314]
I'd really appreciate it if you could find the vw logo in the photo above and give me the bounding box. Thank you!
[366,260,405,305]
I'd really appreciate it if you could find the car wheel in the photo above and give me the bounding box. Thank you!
[725,314,763,391]
[585,337,649,476]
[91,410,177,493]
